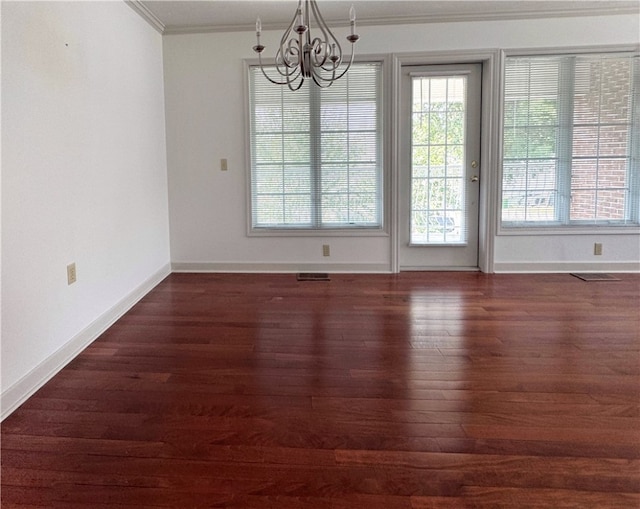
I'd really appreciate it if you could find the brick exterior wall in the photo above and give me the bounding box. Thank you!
[570,59,632,220]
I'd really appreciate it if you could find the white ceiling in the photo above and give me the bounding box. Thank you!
[131,0,640,34]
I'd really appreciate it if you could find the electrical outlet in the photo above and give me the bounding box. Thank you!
[67,263,77,285]
[220,158,228,171]
[322,244,330,257]
[594,243,603,256]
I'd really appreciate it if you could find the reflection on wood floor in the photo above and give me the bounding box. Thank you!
[2,272,639,508]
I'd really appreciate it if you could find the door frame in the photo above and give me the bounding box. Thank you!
[390,50,500,273]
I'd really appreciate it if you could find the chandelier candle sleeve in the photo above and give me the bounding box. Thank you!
[297,6,304,29]
[254,17,264,53]
[252,0,359,90]
[350,5,356,36]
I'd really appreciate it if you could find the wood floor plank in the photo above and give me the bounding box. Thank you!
[2,272,639,507]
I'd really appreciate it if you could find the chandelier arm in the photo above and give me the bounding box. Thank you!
[309,37,331,69]
[308,0,344,68]
[254,5,304,86]
[286,67,305,91]
[257,52,298,86]
[260,2,302,80]
[279,1,301,49]
[311,43,356,83]
[311,67,337,88]
[275,45,305,87]
[275,41,300,72]
[282,66,303,84]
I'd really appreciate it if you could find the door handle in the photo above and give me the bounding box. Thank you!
[471,175,479,182]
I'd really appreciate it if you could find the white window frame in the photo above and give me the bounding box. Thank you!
[244,55,391,237]
[497,46,640,236]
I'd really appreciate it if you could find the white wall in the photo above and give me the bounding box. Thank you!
[494,234,640,273]
[163,13,639,273]
[1,1,171,417]
[163,27,392,273]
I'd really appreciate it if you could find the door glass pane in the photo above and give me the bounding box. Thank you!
[410,75,467,244]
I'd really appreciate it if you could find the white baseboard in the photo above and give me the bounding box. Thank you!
[171,261,392,273]
[400,266,481,272]
[1,263,171,421]
[493,261,640,273]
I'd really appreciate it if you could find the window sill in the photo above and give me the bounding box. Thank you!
[498,224,640,236]
[248,227,389,238]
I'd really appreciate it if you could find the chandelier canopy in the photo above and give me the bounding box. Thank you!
[252,0,360,91]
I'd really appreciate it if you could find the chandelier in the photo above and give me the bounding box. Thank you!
[252,0,360,91]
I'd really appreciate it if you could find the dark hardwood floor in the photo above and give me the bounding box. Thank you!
[2,272,639,508]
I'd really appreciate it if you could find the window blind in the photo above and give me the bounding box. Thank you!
[501,52,639,227]
[249,62,383,230]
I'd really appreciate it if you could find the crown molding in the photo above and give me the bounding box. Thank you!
[160,5,640,35]
[125,0,165,34]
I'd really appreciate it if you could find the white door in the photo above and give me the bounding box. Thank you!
[399,63,482,270]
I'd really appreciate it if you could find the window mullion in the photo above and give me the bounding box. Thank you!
[557,56,575,225]
[280,86,287,225]
[250,71,258,227]
[310,83,322,228]
[629,57,640,223]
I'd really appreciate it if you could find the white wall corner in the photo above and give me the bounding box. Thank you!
[0,263,171,421]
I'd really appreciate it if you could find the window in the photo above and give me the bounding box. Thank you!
[410,74,469,245]
[501,52,639,228]
[248,61,383,232]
